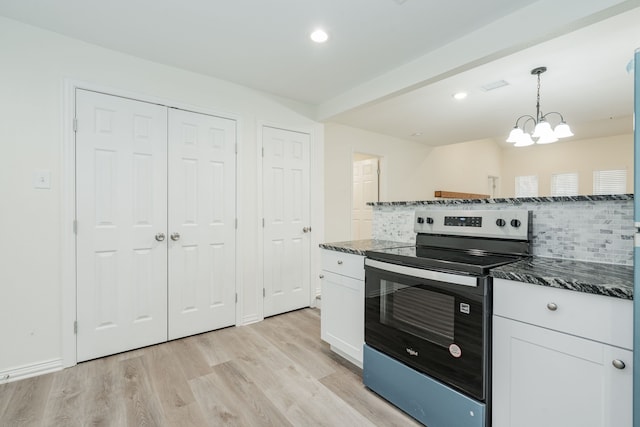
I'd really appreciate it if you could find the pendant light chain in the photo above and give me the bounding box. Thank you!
[535,70,542,122]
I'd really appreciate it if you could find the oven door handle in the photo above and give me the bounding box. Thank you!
[365,258,478,287]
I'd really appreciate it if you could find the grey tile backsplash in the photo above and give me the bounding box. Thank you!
[371,198,634,266]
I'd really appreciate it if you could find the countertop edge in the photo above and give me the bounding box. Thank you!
[319,239,410,256]
[367,194,633,207]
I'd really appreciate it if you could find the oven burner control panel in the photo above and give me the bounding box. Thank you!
[444,216,482,227]
[415,209,531,240]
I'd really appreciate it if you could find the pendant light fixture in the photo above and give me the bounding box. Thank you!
[506,66,573,147]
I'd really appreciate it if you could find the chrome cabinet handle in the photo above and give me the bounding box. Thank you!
[546,302,558,311]
[303,226,312,233]
[337,260,343,265]
[170,232,181,241]
[319,274,324,279]
[612,359,626,370]
[155,232,165,242]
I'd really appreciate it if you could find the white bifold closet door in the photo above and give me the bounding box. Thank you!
[76,90,236,362]
[76,90,169,362]
[167,108,236,340]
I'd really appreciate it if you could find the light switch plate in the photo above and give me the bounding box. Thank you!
[33,169,51,189]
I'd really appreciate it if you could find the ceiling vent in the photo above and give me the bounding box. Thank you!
[481,80,509,91]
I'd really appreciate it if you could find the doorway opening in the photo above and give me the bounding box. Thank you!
[352,153,380,240]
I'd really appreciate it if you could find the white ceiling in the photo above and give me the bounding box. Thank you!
[1,0,639,146]
[331,5,640,147]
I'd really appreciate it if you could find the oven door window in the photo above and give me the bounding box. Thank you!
[381,280,455,348]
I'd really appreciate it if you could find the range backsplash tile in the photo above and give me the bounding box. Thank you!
[371,197,634,266]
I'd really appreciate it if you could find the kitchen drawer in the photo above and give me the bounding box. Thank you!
[493,278,632,349]
[321,249,364,280]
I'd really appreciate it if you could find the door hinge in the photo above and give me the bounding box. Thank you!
[262,218,265,228]
[261,147,264,157]
[235,293,238,303]
[73,118,78,132]
[235,143,238,154]
[73,321,77,334]
[263,288,266,298]
[73,220,78,234]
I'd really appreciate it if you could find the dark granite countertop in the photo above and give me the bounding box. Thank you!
[491,257,633,300]
[368,193,633,207]
[319,239,410,256]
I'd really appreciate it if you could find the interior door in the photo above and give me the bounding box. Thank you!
[167,108,237,340]
[76,89,168,362]
[262,126,311,317]
[352,158,379,240]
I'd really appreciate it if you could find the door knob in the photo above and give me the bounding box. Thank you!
[170,232,181,241]
[155,233,166,242]
[303,227,309,233]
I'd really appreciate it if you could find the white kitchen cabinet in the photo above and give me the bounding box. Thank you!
[492,279,633,427]
[320,249,365,367]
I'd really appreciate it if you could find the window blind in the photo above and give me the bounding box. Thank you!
[551,173,578,196]
[593,169,626,195]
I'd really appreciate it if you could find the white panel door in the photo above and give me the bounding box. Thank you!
[263,126,310,317]
[168,109,236,340]
[76,89,168,362]
[352,158,378,240]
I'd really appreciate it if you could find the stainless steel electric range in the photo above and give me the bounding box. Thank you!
[363,209,532,427]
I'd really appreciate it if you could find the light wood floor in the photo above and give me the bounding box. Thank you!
[0,308,421,426]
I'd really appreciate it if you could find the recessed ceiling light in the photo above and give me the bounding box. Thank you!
[310,29,329,43]
[453,92,468,100]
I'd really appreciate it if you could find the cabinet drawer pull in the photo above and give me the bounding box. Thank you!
[612,359,626,370]
[546,302,558,311]
[337,260,343,265]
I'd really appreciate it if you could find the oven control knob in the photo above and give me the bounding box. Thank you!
[417,217,424,224]
[510,219,521,228]
[496,219,506,227]
[426,217,434,224]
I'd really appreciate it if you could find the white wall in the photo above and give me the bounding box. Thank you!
[324,123,434,242]
[0,17,323,378]
[324,127,634,244]
[426,138,503,197]
[501,134,633,196]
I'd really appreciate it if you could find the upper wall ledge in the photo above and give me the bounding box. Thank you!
[367,194,634,207]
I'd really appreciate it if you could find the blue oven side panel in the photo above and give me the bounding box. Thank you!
[363,345,485,427]
[634,47,639,427]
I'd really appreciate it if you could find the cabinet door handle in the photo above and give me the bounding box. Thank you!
[546,302,558,311]
[319,274,324,279]
[612,359,626,370]
[337,260,343,265]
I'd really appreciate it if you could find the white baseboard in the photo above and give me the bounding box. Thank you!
[241,314,261,325]
[329,345,363,369]
[0,358,63,384]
